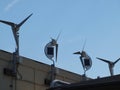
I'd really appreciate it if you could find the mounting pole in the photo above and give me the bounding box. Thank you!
[51,61,56,81]
[13,31,19,77]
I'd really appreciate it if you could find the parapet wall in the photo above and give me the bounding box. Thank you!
[0,50,82,90]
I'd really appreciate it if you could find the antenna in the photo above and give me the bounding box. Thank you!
[96,57,120,76]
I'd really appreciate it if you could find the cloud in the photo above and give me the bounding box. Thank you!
[5,0,20,11]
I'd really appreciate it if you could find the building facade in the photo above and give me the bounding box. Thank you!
[0,50,82,90]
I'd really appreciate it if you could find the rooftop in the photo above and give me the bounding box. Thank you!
[48,74,120,90]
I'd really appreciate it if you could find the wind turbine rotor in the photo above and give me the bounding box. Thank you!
[0,13,33,48]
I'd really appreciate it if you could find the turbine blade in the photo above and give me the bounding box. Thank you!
[96,57,110,63]
[0,20,15,27]
[56,31,62,41]
[114,58,120,64]
[0,20,18,46]
[82,39,87,51]
[73,51,81,55]
[18,13,33,28]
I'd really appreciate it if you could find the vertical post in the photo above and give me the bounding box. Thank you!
[12,31,20,90]
[12,51,17,76]
[16,32,19,58]
[13,31,20,77]
[51,62,56,82]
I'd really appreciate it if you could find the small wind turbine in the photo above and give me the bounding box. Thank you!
[74,40,92,75]
[44,32,61,64]
[0,13,33,53]
[0,13,33,76]
[96,57,120,76]
[44,33,60,82]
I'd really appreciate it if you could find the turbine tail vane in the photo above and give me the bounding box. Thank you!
[73,51,81,55]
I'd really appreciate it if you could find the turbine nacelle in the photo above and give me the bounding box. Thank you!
[51,38,57,46]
